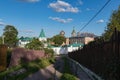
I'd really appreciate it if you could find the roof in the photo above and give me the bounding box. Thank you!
[19,37,33,41]
[39,29,46,38]
[68,43,84,47]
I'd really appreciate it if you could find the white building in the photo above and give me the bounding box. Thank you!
[49,43,84,55]
[18,37,32,47]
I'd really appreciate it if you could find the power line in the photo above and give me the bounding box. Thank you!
[79,0,111,32]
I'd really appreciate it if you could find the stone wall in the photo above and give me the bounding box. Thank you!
[9,48,45,67]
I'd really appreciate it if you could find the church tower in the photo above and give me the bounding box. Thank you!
[71,27,76,37]
[39,29,47,42]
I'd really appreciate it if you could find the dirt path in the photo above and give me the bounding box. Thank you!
[24,56,92,80]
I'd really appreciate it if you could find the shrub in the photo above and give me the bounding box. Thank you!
[7,48,12,67]
[49,58,55,64]
[38,58,50,68]
[60,73,77,80]
[44,48,54,57]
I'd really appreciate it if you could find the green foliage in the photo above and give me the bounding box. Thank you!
[0,58,52,80]
[60,57,77,80]
[44,48,54,57]
[0,65,22,80]
[49,57,55,63]
[102,6,120,41]
[52,35,66,46]
[60,73,77,80]
[25,38,43,50]
[3,25,18,47]
[63,57,71,74]
[38,58,51,68]
[7,49,12,67]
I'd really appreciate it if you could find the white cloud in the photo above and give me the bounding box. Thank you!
[86,8,91,11]
[0,19,5,26]
[0,21,5,26]
[97,19,105,23]
[78,0,83,5]
[49,0,79,13]
[19,0,40,3]
[49,16,73,23]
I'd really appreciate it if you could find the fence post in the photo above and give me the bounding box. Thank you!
[0,45,7,72]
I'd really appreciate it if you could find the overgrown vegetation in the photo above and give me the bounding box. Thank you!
[0,57,53,80]
[50,34,66,46]
[60,57,77,80]
[60,73,77,80]
[25,38,44,50]
[6,48,12,67]
[102,6,120,41]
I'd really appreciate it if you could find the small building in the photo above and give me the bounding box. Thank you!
[69,28,94,45]
[18,37,33,47]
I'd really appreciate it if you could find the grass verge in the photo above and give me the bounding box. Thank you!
[0,57,54,80]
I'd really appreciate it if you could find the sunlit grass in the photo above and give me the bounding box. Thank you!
[0,57,54,80]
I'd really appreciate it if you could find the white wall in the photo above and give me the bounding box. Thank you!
[39,37,47,42]
[18,40,30,47]
[52,46,80,55]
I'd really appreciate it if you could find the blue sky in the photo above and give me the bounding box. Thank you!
[0,0,120,38]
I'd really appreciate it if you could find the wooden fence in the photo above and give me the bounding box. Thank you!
[68,29,120,80]
[0,45,7,72]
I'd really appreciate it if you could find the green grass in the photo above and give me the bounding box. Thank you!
[60,73,77,80]
[60,57,77,80]
[0,65,22,80]
[62,57,72,74]
[0,57,54,80]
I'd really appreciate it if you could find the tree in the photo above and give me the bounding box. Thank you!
[102,6,120,41]
[3,25,18,47]
[25,38,44,50]
[52,35,66,46]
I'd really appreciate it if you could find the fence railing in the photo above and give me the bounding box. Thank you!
[67,56,103,80]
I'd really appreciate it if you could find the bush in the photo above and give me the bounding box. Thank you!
[49,58,55,64]
[60,73,77,80]
[38,58,50,68]
[7,49,12,67]
[44,48,54,57]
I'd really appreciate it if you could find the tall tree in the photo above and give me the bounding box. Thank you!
[102,6,120,41]
[25,38,44,50]
[52,35,66,46]
[3,25,18,47]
